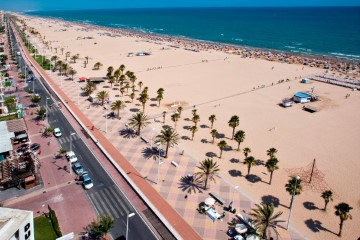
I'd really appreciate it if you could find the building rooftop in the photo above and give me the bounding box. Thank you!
[0,207,33,240]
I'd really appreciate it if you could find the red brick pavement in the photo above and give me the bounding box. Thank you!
[12,23,202,239]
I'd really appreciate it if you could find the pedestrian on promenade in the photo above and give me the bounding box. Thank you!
[48,139,52,145]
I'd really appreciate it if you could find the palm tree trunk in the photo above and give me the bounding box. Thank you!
[339,219,343,236]
[324,201,328,211]
[158,100,161,107]
[247,166,251,176]
[237,142,240,151]
[204,176,208,190]
[219,149,223,158]
[269,171,273,185]
[165,142,170,158]
[211,122,213,129]
[142,103,145,112]
[137,125,141,135]
[117,109,120,119]
[212,136,215,144]
[232,127,235,140]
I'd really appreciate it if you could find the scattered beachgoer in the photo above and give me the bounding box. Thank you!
[48,139,52,145]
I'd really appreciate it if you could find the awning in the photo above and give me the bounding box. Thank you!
[205,197,215,206]
[16,133,28,139]
[79,77,88,81]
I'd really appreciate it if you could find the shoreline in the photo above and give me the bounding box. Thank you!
[20,12,360,67]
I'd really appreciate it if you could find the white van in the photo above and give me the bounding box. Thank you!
[66,151,78,163]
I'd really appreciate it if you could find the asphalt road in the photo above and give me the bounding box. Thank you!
[8,22,158,240]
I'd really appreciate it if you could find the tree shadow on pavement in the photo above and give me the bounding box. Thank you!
[228,169,242,177]
[261,195,280,207]
[206,152,217,158]
[141,147,159,160]
[119,128,137,139]
[246,174,262,183]
[178,176,203,194]
[303,201,319,210]
[305,219,337,235]
[230,158,240,163]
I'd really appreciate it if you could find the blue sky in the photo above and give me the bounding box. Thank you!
[1,0,359,11]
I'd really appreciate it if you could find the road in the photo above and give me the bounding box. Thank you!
[8,21,158,240]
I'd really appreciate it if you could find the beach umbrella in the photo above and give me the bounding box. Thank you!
[204,197,215,206]
[79,76,88,81]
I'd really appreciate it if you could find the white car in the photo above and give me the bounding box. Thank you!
[54,128,62,137]
[65,151,78,163]
[81,172,94,189]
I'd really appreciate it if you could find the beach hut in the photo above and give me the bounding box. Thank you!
[293,92,312,103]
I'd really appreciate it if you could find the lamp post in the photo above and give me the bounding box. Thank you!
[126,212,135,240]
[151,128,156,148]
[45,97,50,123]
[286,176,300,229]
[69,132,76,175]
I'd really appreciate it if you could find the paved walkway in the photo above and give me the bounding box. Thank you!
[10,23,305,239]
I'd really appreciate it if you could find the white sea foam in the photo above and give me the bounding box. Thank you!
[285,46,296,49]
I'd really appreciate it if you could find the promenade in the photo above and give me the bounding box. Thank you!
[8,22,304,240]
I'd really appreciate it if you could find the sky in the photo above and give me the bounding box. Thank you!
[0,0,359,11]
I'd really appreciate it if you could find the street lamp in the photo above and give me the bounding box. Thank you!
[156,142,164,184]
[286,176,300,229]
[45,97,50,123]
[126,212,135,240]
[231,185,239,209]
[151,128,156,148]
[69,132,76,175]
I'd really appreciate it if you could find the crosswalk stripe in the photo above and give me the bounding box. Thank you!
[112,185,133,210]
[58,138,63,144]
[90,192,106,215]
[102,188,120,218]
[93,191,113,217]
[105,187,127,216]
[108,186,130,215]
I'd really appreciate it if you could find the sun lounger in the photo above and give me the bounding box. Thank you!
[209,192,225,205]
[171,161,179,167]
[140,136,149,143]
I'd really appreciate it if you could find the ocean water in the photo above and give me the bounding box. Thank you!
[25,7,360,60]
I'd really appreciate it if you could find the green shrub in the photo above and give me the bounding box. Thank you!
[47,205,62,238]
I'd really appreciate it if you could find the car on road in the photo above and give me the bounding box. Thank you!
[81,172,94,189]
[65,151,78,163]
[72,162,84,175]
[54,128,62,137]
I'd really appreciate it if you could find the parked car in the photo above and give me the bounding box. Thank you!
[81,172,94,189]
[72,162,84,175]
[54,128,62,137]
[65,151,78,163]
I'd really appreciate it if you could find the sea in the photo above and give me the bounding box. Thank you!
[25,7,360,61]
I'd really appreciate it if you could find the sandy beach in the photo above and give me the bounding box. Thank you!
[16,14,360,239]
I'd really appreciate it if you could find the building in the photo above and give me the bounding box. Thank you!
[0,207,34,240]
[293,92,312,104]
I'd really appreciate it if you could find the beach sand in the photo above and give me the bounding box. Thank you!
[19,15,360,240]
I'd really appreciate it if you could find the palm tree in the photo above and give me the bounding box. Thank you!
[70,55,77,63]
[321,190,333,211]
[96,91,109,106]
[50,55,58,70]
[267,148,278,159]
[119,75,126,86]
[192,114,200,127]
[157,88,164,95]
[119,64,125,75]
[192,109,197,116]
[119,87,125,96]
[210,129,218,144]
[68,68,77,80]
[139,92,149,112]
[195,158,220,190]
[228,115,240,140]
[171,113,180,129]
[125,83,130,93]
[217,140,228,158]
[107,66,114,77]
[138,81,143,91]
[334,202,353,236]
[128,112,150,135]
[62,63,69,76]
[244,156,256,176]
[285,177,302,196]
[162,111,167,123]
[155,127,179,158]
[58,148,67,158]
[85,56,89,64]
[190,126,198,140]
[114,69,121,82]
[208,114,216,129]
[265,157,279,185]
[177,106,183,118]
[108,76,115,88]
[60,47,64,55]
[249,203,284,240]
[243,147,251,158]
[156,92,164,107]
[88,215,114,239]
[65,51,70,61]
[129,93,135,103]
[82,81,96,96]
[111,100,126,119]
[94,62,103,70]
[130,74,137,86]
[234,130,245,151]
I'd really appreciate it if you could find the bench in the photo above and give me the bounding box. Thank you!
[236,214,255,228]
[209,192,226,205]
[140,136,149,143]
[171,161,179,167]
